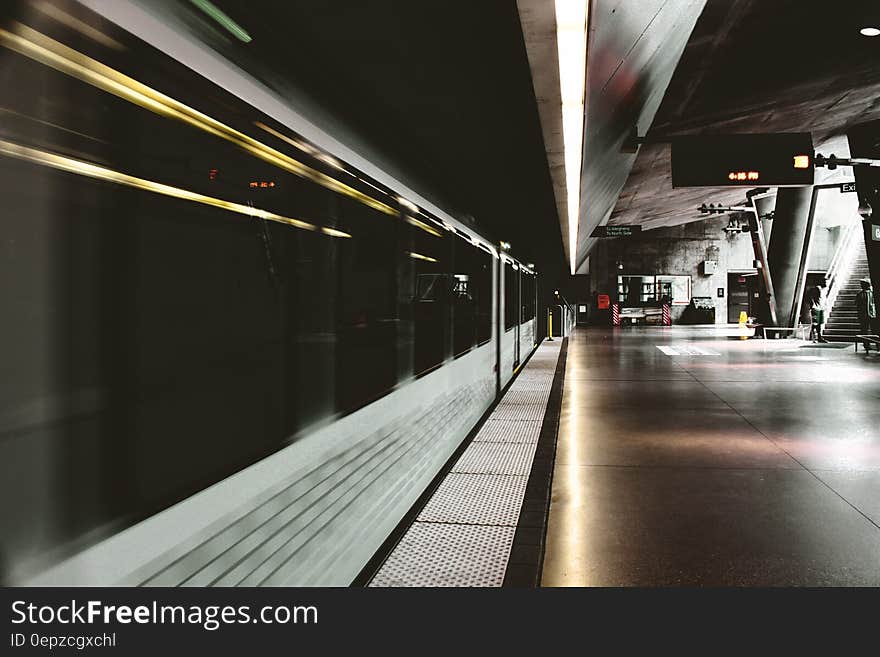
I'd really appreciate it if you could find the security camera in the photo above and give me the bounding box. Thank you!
[858,203,873,219]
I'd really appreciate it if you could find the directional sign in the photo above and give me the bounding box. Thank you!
[841,182,857,193]
[591,225,641,238]
[872,224,880,242]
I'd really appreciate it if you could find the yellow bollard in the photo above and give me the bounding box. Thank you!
[548,309,554,340]
[739,310,748,340]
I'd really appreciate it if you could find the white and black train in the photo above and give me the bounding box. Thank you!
[0,0,540,585]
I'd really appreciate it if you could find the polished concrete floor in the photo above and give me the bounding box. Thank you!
[542,327,880,586]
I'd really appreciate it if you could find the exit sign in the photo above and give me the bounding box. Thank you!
[841,182,857,193]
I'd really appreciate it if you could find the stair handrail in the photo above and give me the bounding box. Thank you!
[824,219,862,317]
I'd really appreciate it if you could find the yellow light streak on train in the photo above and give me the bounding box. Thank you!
[0,138,351,238]
[407,251,438,263]
[0,23,397,218]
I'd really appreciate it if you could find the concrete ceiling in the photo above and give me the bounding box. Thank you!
[608,0,880,234]
[574,0,706,273]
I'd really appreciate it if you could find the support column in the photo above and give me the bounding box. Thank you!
[766,187,815,327]
[848,121,880,297]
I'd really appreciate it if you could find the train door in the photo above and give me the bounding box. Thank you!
[513,267,521,370]
[495,251,502,395]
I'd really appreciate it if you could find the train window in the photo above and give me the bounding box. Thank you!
[504,261,518,331]
[409,222,451,375]
[521,272,536,322]
[451,236,485,356]
[335,195,399,412]
[475,251,493,346]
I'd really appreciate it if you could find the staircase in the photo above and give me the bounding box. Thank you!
[825,233,870,343]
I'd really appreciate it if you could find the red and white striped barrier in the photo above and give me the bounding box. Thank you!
[662,303,671,326]
[611,303,620,326]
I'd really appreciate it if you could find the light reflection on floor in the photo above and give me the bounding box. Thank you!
[542,327,880,586]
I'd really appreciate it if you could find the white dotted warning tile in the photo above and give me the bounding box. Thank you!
[417,473,529,526]
[452,442,537,476]
[473,419,542,444]
[502,388,552,406]
[370,523,516,587]
[490,402,549,421]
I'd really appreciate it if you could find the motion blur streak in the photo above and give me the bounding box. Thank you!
[320,227,352,238]
[254,120,315,155]
[407,252,438,263]
[32,0,124,50]
[189,0,252,43]
[405,215,444,237]
[0,23,397,218]
[0,138,354,236]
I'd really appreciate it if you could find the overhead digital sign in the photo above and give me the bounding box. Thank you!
[671,133,815,188]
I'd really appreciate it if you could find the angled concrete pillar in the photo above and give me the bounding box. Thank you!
[766,187,816,327]
[848,121,880,297]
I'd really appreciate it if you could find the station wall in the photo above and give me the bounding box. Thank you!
[591,216,755,324]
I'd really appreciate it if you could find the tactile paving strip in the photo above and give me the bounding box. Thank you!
[512,370,558,386]
[369,523,516,587]
[452,442,537,476]
[489,402,550,421]
[417,473,528,526]
[370,340,561,587]
[473,419,543,444]
[501,389,552,405]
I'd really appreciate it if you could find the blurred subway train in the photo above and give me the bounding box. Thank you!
[0,0,542,585]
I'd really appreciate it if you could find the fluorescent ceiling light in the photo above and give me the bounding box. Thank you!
[860,26,880,37]
[555,0,587,274]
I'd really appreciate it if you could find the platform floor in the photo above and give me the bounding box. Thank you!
[542,326,880,586]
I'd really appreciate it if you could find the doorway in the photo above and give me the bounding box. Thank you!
[727,272,759,321]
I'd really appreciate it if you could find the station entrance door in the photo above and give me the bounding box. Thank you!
[727,272,759,321]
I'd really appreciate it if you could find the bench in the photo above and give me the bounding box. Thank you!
[620,307,664,325]
[854,335,880,353]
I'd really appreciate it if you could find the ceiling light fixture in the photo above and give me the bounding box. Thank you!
[555,0,588,275]
[860,26,880,37]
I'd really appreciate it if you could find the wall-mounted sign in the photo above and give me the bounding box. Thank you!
[872,224,880,242]
[591,225,641,238]
[717,288,725,298]
[672,133,815,188]
[597,294,610,309]
[841,182,857,193]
